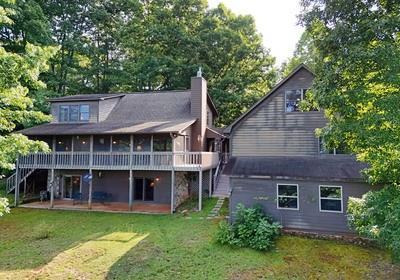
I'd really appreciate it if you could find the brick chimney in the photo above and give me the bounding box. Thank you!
[190,71,207,151]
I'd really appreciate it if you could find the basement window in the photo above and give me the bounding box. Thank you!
[277,184,299,210]
[319,185,343,213]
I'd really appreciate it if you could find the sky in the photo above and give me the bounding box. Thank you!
[208,0,304,66]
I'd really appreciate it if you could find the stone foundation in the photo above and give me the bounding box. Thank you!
[175,172,190,207]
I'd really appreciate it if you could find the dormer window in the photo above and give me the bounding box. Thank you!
[285,89,307,112]
[59,104,90,122]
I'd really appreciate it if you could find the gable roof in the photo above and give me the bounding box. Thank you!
[224,155,367,182]
[224,64,314,134]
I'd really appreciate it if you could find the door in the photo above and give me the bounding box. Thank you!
[134,178,144,200]
[144,178,154,201]
[63,175,81,199]
[134,178,154,201]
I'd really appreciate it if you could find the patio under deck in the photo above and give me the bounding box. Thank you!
[20,200,170,214]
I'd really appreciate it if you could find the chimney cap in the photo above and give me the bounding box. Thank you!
[197,67,202,77]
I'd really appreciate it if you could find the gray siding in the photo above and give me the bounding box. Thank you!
[49,170,172,204]
[98,98,121,122]
[231,68,326,156]
[230,177,377,233]
[50,101,99,123]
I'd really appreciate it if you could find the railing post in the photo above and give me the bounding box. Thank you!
[198,170,202,211]
[89,135,93,168]
[129,170,133,211]
[14,157,20,207]
[50,168,55,208]
[171,169,175,214]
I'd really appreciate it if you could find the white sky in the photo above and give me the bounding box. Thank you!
[208,0,304,66]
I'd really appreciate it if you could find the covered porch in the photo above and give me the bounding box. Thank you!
[20,200,170,214]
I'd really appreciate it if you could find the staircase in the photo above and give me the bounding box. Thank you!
[213,174,230,198]
[6,168,35,194]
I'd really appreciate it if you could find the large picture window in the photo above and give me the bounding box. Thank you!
[319,186,343,213]
[277,184,299,210]
[58,104,90,122]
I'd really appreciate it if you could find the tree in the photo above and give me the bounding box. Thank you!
[300,0,400,258]
[0,0,56,172]
[280,30,317,77]
[120,2,276,125]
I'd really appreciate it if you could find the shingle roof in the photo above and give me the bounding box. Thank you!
[48,93,125,102]
[20,91,196,135]
[19,119,196,135]
[107,91,192,121]
[224,155,368,182]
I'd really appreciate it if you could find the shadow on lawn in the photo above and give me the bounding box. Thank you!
[0,208,155,273]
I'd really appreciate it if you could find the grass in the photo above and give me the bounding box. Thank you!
[0,199,398,279]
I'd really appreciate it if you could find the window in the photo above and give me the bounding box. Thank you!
[133,135,151,151]
[277,184,299,210]
[285,89,305,112]
[153,134,172,152]
[58,104,90,122]
[55,136,72,151]
[93,135,111,152]
[72,135,90,151]
[319,186,343,213]
[112,135,130,152]
[80,105,90,121]
[59,106,69,122]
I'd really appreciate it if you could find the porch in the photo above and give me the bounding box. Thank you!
[20,200,170,214]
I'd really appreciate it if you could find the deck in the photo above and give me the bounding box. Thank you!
[20,200,171,214]
[18,151,219,171]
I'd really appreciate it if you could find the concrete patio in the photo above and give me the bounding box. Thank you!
[20,200,170,214]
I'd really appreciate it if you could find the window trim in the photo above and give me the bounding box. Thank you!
[319,185,343,213]
[276,183,299,211]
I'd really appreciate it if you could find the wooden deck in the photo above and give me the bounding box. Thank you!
[20,200,170,214]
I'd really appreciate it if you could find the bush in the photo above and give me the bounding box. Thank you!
[216,204,281,251]
[348,185,400,261]
[0,197,10,217]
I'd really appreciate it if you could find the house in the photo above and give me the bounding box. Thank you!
[7,74,224,213]
[221,64,378,233]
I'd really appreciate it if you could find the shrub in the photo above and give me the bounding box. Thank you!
[0,197,10,217]
[32,222,54,240]
[348,185,400,261]
[216,204,281,251]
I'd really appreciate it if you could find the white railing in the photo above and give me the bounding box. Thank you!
[18,151,219,171]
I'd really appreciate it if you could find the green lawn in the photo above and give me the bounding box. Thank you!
[0,199,398,280]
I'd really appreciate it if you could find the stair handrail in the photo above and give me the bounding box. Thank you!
[213,158,224,192]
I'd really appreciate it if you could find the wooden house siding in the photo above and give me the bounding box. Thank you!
[230,177,377,233]
[231,68,326,157]
[98,97,121,121]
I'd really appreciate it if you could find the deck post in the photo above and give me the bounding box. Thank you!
[50,168,54,208]
[209,169,212,197]
[88,169,93,209]
[171,169,175,214]
[198,170,202,211]
[129,169,133,211]
[14,158,20,207]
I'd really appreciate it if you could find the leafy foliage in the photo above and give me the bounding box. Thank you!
[0,1,54,171]
[0,197,10,216]
[300,0,400,185]
[216,204,281,251]
[4,1,276,126]
[348,186,400,261]
[300,0,400,260]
